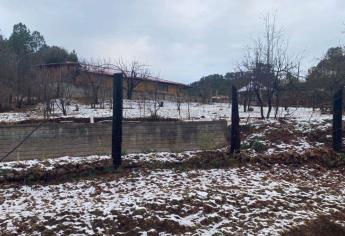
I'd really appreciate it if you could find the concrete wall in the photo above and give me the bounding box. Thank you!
[0,120,227,161]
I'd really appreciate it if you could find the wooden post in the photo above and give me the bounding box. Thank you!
[333,88,343,152]
[230,85,240,154]
[112,73,123,169]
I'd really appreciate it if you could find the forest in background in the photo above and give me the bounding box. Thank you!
[1,20,345,119]
[0,23,78,111]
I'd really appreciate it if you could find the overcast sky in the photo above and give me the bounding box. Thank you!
[0,0,344,83]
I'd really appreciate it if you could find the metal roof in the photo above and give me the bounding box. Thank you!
[36,62,188,87]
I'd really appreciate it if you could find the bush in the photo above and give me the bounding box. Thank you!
[241,138,267,152]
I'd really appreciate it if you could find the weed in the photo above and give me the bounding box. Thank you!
[251,140,267,152]
[27,174,36,182]
[241,142,251,150]
[142,149,156,154]
[103,166,115,174]
[336,153,345,162]
[0,168,7,176]
[241,137,268,152]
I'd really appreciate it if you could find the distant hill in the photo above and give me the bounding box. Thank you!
[188,72,250,102]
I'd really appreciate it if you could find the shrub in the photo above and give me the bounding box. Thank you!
[241,137,268,152]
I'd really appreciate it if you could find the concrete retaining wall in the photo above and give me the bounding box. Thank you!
[0,120,227,161]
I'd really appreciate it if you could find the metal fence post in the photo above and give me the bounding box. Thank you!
[230,85,240,154]
[333,88,343,152]
[112,73,123,169]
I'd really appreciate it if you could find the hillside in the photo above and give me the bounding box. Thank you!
[188,72,250,102]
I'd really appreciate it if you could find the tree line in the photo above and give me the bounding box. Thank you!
[1,20,345,119]
[0,23,78,112]
[0,22,165,116]
[190,15,345,119]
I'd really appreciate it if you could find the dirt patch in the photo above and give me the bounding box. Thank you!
[1,165,344,235]
[238,148,345,169]
[283,215,345,236]
[2,148,345,185]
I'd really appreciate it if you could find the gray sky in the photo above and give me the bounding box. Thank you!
[0,0,344,83]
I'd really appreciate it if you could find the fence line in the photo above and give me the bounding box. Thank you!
[0,120,228,161]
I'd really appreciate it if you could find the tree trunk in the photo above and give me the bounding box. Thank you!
[243,98,247,112]
[266,91,273,119]
[8,94,13,107]
[274,94,280,119]
[247,95,251,111]
[60,99,67,116]
[127,78,133,100]
[254,89,264,119]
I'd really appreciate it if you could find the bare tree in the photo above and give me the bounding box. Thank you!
[0,42,17,112]
[187,99,191,120]
[54,66,73,116]
[137,97,144,117]
[242,40,265,119]
[176,89,182,119]
[114,59,150,100]
[147,78,163,119]
[241,14,299,119]
[79,60,109,108]
[36,67,55,118]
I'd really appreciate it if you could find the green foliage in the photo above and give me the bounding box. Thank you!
[252,141,267,152]
[307,47,345,102]
[188,72,251,103]
[188,45,345,109]
[0,168,6,177]
[0,22,79,111]
[189,74,230,102]
[67,50,78,62]
[7,23,46,55]
[40,46,78,64]
[27,173,37,182]
[102,166,115,174]
[241,137,267,152]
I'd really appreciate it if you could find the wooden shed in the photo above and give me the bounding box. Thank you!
[36,62,188,101]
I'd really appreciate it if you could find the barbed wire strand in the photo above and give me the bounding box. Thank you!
[0,121,46,162]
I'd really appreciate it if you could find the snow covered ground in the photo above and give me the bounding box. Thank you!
[0,99,333,123]
[0,165,344,235]
[0,151,198,174]
[240,118,333,157]
[1,100,344,234]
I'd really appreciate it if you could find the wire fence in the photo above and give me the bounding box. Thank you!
[0,120,227,162]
